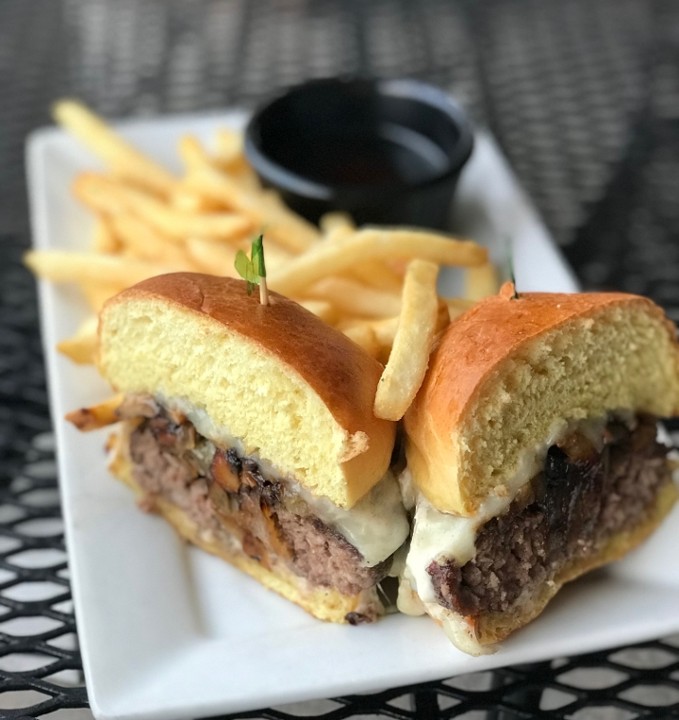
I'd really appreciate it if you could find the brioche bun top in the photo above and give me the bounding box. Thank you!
[405,283,679,516]
[98,272,396,508]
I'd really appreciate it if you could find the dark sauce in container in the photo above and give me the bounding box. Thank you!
[274,125,451,187]
[245,78,474,230]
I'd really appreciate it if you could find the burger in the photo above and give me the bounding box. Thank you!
[399,283,679,654]
[76,272,409,624]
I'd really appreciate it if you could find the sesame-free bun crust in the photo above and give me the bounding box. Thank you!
[98,273,395,508]
[405,283,679,515]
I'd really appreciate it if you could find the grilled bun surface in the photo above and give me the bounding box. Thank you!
[98,272,396,508]
[405,283,679,516]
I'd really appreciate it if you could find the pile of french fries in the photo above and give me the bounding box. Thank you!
[26,100,499,422]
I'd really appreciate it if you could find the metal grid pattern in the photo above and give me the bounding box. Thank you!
[2,1,679,717]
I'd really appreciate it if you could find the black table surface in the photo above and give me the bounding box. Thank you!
[2,1,679,718]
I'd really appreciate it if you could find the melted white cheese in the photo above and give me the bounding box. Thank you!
[402,493,510,607]
[298,471,410,567]
[399,414,621,611]
[160,394,409,567]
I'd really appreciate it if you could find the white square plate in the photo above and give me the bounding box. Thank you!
[27,111,679,720]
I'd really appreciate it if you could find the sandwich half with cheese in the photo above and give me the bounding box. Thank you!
[78,272,409,624]
[399,282,679,654]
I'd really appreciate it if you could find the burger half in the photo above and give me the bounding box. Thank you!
[79,272,409,624]
[399,283,679,654]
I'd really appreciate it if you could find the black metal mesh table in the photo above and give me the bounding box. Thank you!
[2,1,679,718]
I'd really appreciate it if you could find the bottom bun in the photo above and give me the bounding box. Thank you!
[108,434,384,624]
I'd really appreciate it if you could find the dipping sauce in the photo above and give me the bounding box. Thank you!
[245,78,474,229]
[266,126,451,188]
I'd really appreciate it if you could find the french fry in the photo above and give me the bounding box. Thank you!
[434,299,452,333]
[269,229,487,297]
[74,173,252,242]
[303,277,402,319]
[340,316,399,364]
[445,296,477,320]
[170,185,220,213]
[24,250,177,286]
[65,394,123,431]
[57,316,99,364]
[322,224,404,292]
[91,217,120,253]
[213,128,249,173]
[256,240,293,270]
[343,260,404,293]
[320,212,355,235]
[185,237,240,277]
[74,173,129,216]
[340,308,447,364]
[374,260,440,421]
[108,213,196,267]
[53,100,177,197]
[186,165,320,253]
[339,303,449,366]
[214,128,262,191]
[366,316,400,348]
[464,262,500,301]
[341,323,381,359]
[178,135,212,175]
[196,130,260,190]
[296,299,339,324]
[81,282,123,312]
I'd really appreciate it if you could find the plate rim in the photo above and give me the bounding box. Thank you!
[25,110,679,720]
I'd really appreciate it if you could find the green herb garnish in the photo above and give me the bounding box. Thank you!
[235,233,269,305]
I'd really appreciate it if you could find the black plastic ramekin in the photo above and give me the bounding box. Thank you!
[244,77,474,230]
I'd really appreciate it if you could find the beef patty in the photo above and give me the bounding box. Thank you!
[427,415,673,618]
[119,395,389,609]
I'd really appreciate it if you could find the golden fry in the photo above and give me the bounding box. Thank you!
[65,394,123,431]
[74,173,252,242]
[295,299,339,324]
[343,260,404,293]
[213,129,246,167]
[214,129,259,185]
[53,100,177,197]
[434,299,452,333]
[464,262,500,301]
[374,260,440,421]
[57,315,99,365]
[185,237,239,276]
[320,212,355,236]
[304,277,401,319]
[178,135,211,174]
[109,213,196,267]
[257,240,293,270]
[91,218,120,253]
[444,296,477,320]
[74,173,128,215]
[340,316,399,364]
[323,223,404,292]
[169,186,220,213]
[186,165,320,253]
[24,249,177,286]
[341,324,381,359]
[80,282,124,312]
[269,229,486,297]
